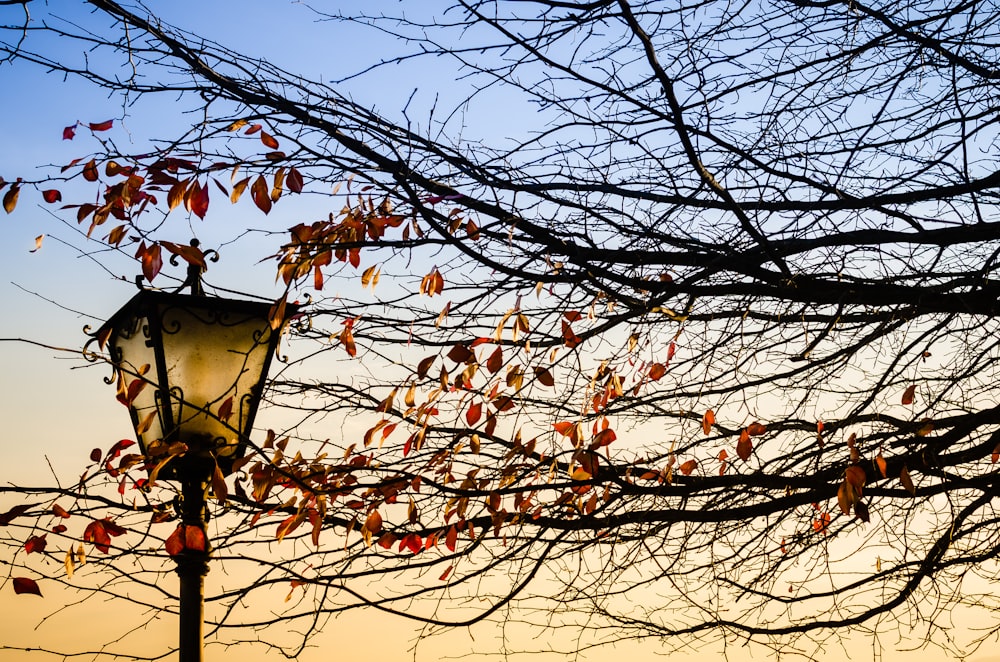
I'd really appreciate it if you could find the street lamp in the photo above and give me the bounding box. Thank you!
[89,246,297,662]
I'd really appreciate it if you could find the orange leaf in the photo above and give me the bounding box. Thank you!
[679,459,697,476]
[260,131,279,149]
[747,421,767,436]
[82,159,99,182]
[876,453,888,478]
[648,363,666,381]
[702,409,715,435]
[901,384,916,405]
[364,510,383,535]
[845,465,866,491]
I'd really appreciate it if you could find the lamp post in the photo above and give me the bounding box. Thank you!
[91,247,297,662]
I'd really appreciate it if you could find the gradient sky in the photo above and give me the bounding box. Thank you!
[2,2,999,660]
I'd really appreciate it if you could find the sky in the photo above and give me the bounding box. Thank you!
[2,2,1000,661]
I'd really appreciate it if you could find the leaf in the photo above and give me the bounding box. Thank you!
[139,242,163,283]
[837,481,853,515]
[416,355,435,379]
[845,465,866,491]
[52,503,70,518]
[165,525,185,556]
[534,366,555,387]
[260,131,279,149]
[89,119,114,131]
[364,510,383,535]
[42,190,62,203]
[82,159,99,182]
[187,179,209,219]
[747,421,767,436]
[439,565,453,581]
[901,384,916,405]
[736,428,753,461]
[184,525,207,551]
[876,453,888,478]
[287,167,304,193]
[702,409,715,435]
[900,466,916,496]
[3,185,19,213]
[24,534,47,554]
[63,124,77,140]
[211,463,228,503]
[466,401,483,425]
[648,363,667,380]
[679,459,697,476]
[217,396,234,423]
[486,347,503,374]
[12,577,41,597]
[251,175,272,214]
[28,234,44,253]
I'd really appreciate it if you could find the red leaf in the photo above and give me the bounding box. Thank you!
[62,125,77,140]
[736,429,753,461]
[486,347,503,374]
[184,525,206,552]
[217,396,234,423]
[12,577,42,597]
[89,448,102,462]
[51,503,70,519]
[251,175,272,214]
[563,311,583,322]
[24,534,47,554]
[287,167,304,193]
[165,526,185,556]
[466,401,483,426]
[188,179,209,219]
[139,242,163,282]
[747,421,767,436]
[42,189,62,204]
[83,520,112,553]
[89,119,114,132]
[590,427,617,449]
[445,525,458,552]
[901,384,916,406]
[439,565,453,581]
[553,421,575,437]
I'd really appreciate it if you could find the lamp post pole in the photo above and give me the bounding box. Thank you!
[176,470,210,662]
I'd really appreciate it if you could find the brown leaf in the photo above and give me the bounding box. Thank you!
[679,459,697,476]
[901,384,916,405]
[747,421,767,436]
[900,466,916,496]
[2,185,19,213]
[251,175,272,214]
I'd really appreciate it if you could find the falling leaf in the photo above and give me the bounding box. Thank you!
[12,577,42,597]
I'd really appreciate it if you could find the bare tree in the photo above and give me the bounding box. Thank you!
[4,0,1000,659]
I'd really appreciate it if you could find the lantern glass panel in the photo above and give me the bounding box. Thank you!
[155,301,275,458]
